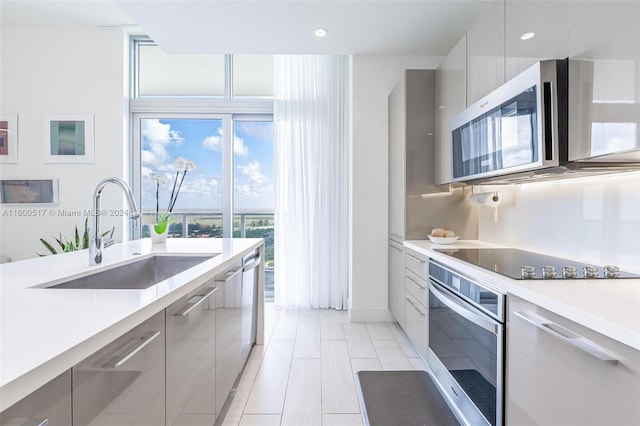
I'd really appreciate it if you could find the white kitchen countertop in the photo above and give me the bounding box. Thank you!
[0,238,263,412]
[405,240,640,353]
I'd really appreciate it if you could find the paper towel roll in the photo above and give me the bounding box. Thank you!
[468,192,501,206]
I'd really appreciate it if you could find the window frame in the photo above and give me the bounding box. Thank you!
[129,37,273,239]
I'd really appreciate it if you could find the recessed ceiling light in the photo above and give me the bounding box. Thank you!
[314,28,328,38]
[520,32,535,40]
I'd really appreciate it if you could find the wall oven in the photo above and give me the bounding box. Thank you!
[427,260,505,426]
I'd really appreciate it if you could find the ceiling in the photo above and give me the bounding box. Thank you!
[1,0,492,55]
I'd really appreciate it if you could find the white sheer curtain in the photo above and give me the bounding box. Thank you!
[273,55,350,309]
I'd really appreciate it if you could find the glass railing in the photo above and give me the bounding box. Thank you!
[141,210,275,301]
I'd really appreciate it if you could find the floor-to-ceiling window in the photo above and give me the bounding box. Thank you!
[130,38,275,298]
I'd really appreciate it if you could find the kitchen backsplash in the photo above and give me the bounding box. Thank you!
[477,172,640,272]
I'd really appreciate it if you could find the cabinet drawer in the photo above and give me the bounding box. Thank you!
[405,248,428,278]
[405,291,428,360]
[405,269,428,307]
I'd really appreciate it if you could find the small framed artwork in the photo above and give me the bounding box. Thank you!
[0,113,18,164]
[44,114,94,163]
[0,179,59,205]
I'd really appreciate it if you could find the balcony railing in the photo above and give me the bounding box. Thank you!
[141,210,275,301]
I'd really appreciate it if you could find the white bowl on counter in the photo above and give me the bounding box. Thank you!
[428,235,459,245]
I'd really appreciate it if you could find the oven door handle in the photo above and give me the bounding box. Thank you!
[429,281,500,335]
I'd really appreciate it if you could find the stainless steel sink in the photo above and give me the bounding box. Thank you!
[41,255,215,290]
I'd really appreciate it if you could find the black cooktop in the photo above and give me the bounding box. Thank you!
[434,248,640,280]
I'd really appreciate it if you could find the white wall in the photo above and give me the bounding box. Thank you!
[350,55,442,322]
[477,172,640,272]
[0,28,130,261]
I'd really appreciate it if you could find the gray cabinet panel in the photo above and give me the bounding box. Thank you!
[466,0,505,106]
[0,370,71,426]
[388,69,439,241]
[72,311,165,426]
[505,0,569,80]
[568,0,640,160]
[435,34,466,185]
[166,280,217,426]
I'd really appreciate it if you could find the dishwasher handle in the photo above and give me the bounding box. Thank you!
[514,310,618,364]
[215,266,242,283]
[243,253,261,272]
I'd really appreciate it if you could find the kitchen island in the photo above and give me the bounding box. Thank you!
[0,238,264,414]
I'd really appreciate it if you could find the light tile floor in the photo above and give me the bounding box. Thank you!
[220,304,428,426]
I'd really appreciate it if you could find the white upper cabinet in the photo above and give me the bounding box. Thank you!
[568,0,640,160]
[505,0,570,81]
[435,35,466,185]
[466,0,505,106]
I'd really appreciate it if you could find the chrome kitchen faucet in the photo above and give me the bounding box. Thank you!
[89,177,141,265]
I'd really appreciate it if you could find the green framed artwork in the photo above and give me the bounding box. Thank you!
[44,114,94,163]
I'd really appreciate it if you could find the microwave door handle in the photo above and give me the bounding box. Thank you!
[429,281,500,335]
[542,80,557,162]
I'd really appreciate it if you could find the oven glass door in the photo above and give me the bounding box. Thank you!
[452,86,539,180]
[428,280,503,426]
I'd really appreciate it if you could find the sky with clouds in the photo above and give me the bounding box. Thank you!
[141,118,273,213]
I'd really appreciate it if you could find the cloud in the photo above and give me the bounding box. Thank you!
[235,160,272,201]
[202,132,222,152]
[201,127,249,158]
[234,137,249,157]
[237,160,265,184]
[141,119,184,170]
[236,121,273,141]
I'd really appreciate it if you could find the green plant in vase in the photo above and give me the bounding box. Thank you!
[149,156,196,238]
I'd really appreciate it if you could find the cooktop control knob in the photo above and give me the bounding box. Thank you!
[604,265,620,278]
[541,266,557,279]
[521,266,536,279]
[583,265,599,278]
[562,266,577,279]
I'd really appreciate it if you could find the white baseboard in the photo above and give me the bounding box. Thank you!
[349,307,394,322]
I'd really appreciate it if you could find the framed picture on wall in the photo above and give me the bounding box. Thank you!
[0,113,18,164]
[44,114,94,163]
[0,179,59,205]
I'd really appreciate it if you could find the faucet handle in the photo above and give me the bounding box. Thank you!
[103,236,115,248]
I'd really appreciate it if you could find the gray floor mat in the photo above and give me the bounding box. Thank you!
[356,370,460,426]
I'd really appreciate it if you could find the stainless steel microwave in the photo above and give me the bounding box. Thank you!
[450,59,640,183]
[450,59,569,183]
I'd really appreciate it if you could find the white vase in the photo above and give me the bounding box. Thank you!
[150,225,168,244]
